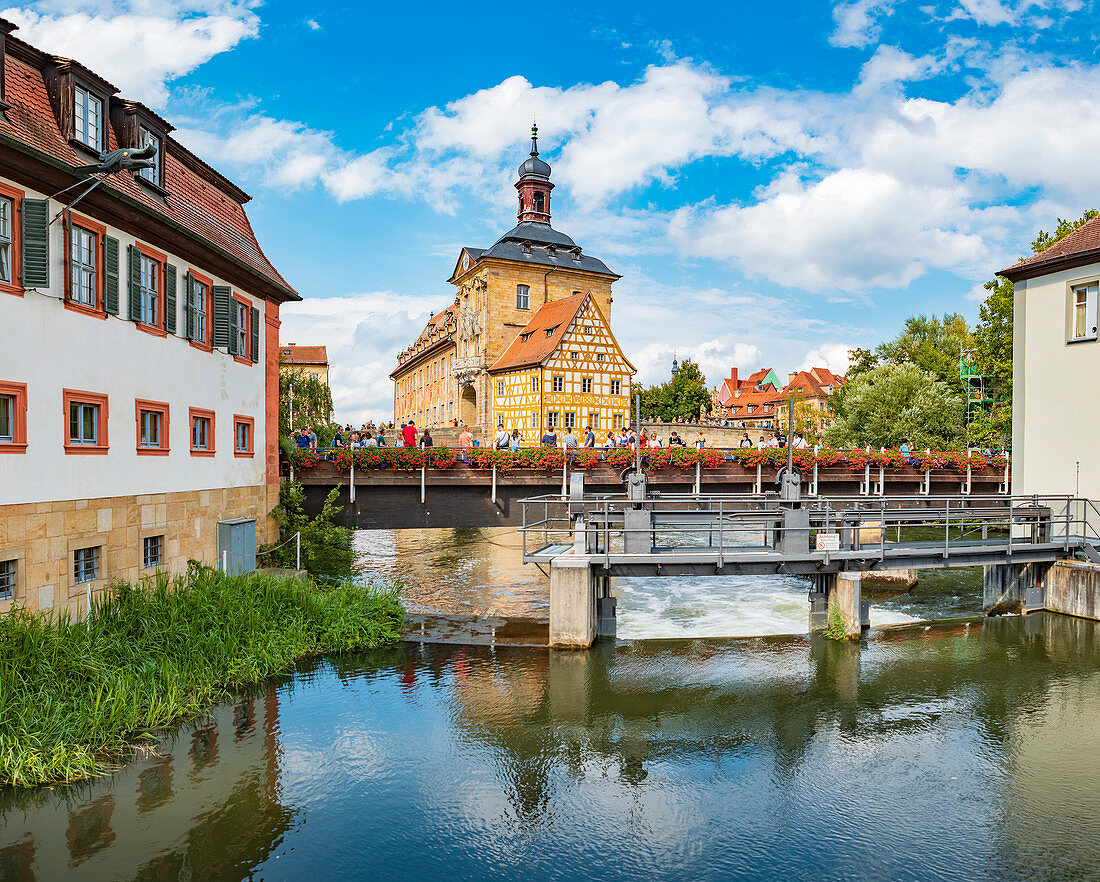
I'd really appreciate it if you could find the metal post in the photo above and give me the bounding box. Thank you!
[755,463,762,495]
[562,450,567,498]
[289,382,294,431]
[296,531,301,571]
[222,549,228,573]
[718,498,724,569]
[421,465,426,504]
[944,499,950,560]
[349,461,355,504]
[787,397,794,475]
[635,392,642,475]
[492,462,497,505]
[812,444,819,496]
[694,461,700,496]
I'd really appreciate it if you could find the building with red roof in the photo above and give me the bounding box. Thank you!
[0,20,296,614]
[709,365,846,435]
[280,344,330,387]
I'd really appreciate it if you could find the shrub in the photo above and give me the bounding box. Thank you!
[263,482,355,580]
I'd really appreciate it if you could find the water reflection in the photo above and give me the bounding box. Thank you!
[3,615,1100,880]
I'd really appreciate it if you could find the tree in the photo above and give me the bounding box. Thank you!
[632,359,711,422]
[280,367,334,442]
[824,362,965,450]
[876,313,971,394]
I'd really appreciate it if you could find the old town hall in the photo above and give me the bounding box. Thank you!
[390,126,634,440]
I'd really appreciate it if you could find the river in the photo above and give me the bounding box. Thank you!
[1,529,1099,880]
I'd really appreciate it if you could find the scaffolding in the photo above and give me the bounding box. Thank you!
[960,348,992,426]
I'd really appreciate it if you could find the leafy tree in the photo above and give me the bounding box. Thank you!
[824,363,965,450]
[280,367,334,442]
[876,313,971,394]
[1030,209,1099,254]
[263,482,356,581]
[633,359,711,422]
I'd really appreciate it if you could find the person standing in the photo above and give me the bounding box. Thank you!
[363,431,378,448]
[792,431,809,450]
[541,426,558,447]
[377,428,387,446]
[739,433,753,448]
[494,425,511,449]
[402,420,418,448]
[420,427,433,448]
[584,425,596,448]
[459,425,473,451]
[563,428,578,450]
[694,429,706,449]
[510,430,522,452]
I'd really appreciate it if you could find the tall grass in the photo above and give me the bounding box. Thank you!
[0,565,404,788]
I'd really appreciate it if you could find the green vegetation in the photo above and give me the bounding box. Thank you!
[822,600,853,641]
[632,358,712,422]
[279,365,335,446]
[263,482,356,581]
[0,567,404,788]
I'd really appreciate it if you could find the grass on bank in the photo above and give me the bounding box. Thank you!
[0,565,404,788]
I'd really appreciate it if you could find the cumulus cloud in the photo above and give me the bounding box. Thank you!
[799,344,855,375]
[830,0,898,48]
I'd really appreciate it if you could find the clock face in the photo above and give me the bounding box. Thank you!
[462,253,470,271]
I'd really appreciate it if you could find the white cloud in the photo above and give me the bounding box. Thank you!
[799,344,855,375]
[304,18,320,30]
[2,3,258,106]
[830,0,898,48]
[630,339,762,389]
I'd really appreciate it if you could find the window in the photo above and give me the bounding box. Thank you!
[584,326,593,335]
[581,377,593,394]
[610,379,621,395]
[138,126,161,186]
[136,399,170,455]
[547,411,558,429]
[564,412,575,430]
[613,413,624,429]
[597,353,604,362]
[235,415,254,456]
[64,389,108,454]
[139,253,159,326]
[0,560,14,601]
[545,329,553,338]
[70,225,97,307]
[0,394,11,442]
[0,381,26,452]
[497,414,504,428]
[0,196,12,285]
[572,291,582,297]
[516,285,530,309]
[189,273,211,346]
[143,535,163,569]
[552,376,563,392]
[74,546,99,585]
[531,411,539,429]
[497,380,504,396]
[588,412,599,429]
[189,408,215,456]
[236,300,249,359]
[532,376,539,393]
[74,85,102,150]
[1072,282,1098,341]
[533,191,545,214]
[571,351,578,360]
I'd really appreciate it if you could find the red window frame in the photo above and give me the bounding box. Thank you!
[189,406,215,457]
[63,211,107,320]
[135,242,168,337]
[233,414,255,457]
[188,269,214,353]
[63,388,109,455]
[232,294,252,365]
[135,398,170,456]
[0,182,24,297]
[0,380,28,453]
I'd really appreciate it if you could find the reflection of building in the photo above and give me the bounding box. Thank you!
[390,125,625,432]
[279,344,329,386]
[999,220,1100,496]
[0,21,294,614]
[490,291,634,441]
[0,691,289,878]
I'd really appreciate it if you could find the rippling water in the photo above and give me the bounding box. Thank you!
[4,615,1100,880]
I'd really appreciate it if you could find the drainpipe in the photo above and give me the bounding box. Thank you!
[542,268,555,304]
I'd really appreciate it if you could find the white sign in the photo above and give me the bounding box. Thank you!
[816,533,841,552]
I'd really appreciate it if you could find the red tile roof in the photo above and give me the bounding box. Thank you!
[782,368,846,397]
[0,35,296,300]
[280,345,328,365]
[490,293,589,372]
[716,367,780,407]
[1000,215,1100,282]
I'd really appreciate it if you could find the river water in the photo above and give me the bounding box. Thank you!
[2,529,1100,880]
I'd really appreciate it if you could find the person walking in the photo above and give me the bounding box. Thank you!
[584,425,596,448]
[402,420,418,448]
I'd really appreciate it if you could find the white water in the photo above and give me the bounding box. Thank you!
[354,527,924,640]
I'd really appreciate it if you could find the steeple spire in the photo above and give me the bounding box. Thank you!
[516,122,553,224]
[530,120,539,157]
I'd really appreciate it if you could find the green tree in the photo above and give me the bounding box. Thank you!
[633,359,711,422]
[280,367,334,442]
[263,482,356,580]
[876,313,971,393]
[824,362,965,450]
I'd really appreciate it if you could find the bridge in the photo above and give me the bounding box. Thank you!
[516,480,1100,647]
[294,448,1012,530]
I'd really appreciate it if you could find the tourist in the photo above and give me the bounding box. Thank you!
[333,427,343,447]
[694,429,706,449]
[541,426,558,447]
[563,428,578,449]
[793,431,809,450]
[402,420,418,448]
[669,431,685,448]
[510,430,522,452]
[739,433,753,448]
[639,428,649,448]
[377,428,387,446]
[604,431,616,448]
[363,431,378,448]
[757,435,767,449]
[766,434,779,448]
[420,427,433,448]
[307,428,318,450]
[649,433,662,448]
[459,425,473,450]
[396,422,407,448]
[494,425,511,449]
[584,425,596,448]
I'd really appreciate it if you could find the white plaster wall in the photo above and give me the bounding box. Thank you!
[0,178,267,505]
[1015,262,1100,498]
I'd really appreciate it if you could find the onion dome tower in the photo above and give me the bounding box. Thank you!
[516,122,553,224]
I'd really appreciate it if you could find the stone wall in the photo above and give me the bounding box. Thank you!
[0,484,278,616]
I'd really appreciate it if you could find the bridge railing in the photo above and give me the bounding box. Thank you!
[519,493,1096,567]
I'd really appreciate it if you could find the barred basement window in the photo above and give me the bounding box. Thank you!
[0,196,12,284]
[74,546,99,584]
[143,535,163,568]
[581,377,592,394]
[0,560,13,600]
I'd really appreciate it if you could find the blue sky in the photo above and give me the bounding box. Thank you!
[6,0,1099,421]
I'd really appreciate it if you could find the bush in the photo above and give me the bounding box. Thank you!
[263,482,355,580]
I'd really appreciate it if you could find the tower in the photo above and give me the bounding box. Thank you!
[516,123,554,225]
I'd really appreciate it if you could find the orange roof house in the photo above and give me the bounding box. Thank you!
[280,344,329,386]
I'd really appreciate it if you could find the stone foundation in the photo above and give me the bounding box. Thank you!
[0,484,279,616]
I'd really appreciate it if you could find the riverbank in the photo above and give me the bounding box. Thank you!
[0,567,404,788]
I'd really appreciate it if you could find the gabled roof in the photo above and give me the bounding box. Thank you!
[489,293,590,372]
[782,368,846,397]
[280,345,328,365]
[716,366,780,407]
[999,215,1100,282]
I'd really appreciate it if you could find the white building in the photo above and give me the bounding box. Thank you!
[0,20,298,614]
[1000,217,1100,498]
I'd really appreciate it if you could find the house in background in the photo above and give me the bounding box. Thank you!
[280,344,330,386]
[0,20,297,615]
[778,368,846,433]
[999,216,1100,497]
[711,367,783,429]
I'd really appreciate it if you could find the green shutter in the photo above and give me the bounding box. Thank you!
[213,285,231,349]
[20,198,49,288]
[127,244,141,322]
[165,263,177,334]
[184,272,195,341]
[250,305,259,363]
[103,236,119,315]
[228,293,239,356]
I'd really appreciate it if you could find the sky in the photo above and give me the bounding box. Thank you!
[5,0,1099,422]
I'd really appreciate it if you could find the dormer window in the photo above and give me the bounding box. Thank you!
[138,126,161,185]
[521,241,532,255]
[547,245,556,258]
[74,84,102,151]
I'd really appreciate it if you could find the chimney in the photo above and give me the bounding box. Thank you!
[788,372,797,385]
[729,367,738,386]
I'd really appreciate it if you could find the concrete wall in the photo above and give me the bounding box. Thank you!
[984,559,1100,621]
[1046,560,1100,620]
[1014,262,1100,498]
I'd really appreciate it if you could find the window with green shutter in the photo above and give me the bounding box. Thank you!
[20,198,49,288]
[184,272,195,341]
[126,244,141,322]
[213,285,232,349]
[250,305,259,363]
[103,236,119,315]
[165,263,177,334]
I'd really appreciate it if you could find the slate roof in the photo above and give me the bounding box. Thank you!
[280,345,328,365]
[999,215,1100,282]
[489,293,590,372]
[465,221,618,278]
[0,33,296,300]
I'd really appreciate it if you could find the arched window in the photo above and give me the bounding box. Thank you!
[533,191,545,214]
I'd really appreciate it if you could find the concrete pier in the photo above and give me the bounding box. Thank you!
[809,572,866,638]
[987,559,1100,620]
[983,562,1052,615]
[549,557,596,648]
